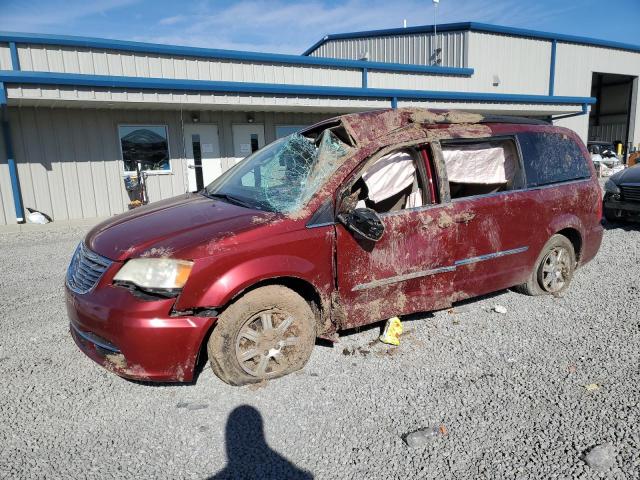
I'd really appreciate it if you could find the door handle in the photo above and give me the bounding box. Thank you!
[188,165,203,169]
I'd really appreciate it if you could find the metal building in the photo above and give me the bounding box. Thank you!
[1,22,638,226]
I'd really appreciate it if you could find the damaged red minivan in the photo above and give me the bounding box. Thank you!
[66,108,603,385]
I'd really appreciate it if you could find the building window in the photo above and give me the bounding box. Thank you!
[119,125,170,173]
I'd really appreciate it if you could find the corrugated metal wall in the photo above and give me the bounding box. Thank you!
[0,43,12,70]
[5,84,392,111]
[0,107,331,225]
[467,32,551,95]
[554,43,640,97]
[589,124,627,143]
[16,44,361,87]
[309,31,467,67]
[0,123,15,224]
[554,43,640,145]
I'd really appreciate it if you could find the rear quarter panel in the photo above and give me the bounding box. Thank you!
[488,124,602,266]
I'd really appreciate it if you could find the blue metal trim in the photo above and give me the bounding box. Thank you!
[8,42,20,70]
[0,71,596,106]
[0,82,24,222]
[302,21,640,56]
[391,97,398,109]
[0,31,473,76]
[362,67,367,88]
[548,40,556,96]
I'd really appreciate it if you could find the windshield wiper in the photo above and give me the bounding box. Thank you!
[202,191,258,209]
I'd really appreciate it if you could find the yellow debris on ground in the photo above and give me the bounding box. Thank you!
[379,317,403,346]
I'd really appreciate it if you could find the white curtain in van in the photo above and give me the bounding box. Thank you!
[443,143,517,184]
[362,150,416,203]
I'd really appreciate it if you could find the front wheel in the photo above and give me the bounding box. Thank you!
[207,285,317,386]
[516,234,576,296]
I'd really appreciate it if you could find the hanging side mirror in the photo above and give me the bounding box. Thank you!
[337,208,385,242]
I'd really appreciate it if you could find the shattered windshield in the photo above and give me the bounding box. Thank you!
[204,130,351,213]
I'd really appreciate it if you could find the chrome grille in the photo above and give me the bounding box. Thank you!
[66,243,112,294]
[620,184,640,202]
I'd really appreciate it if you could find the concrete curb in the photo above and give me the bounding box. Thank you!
[0,217,107,233]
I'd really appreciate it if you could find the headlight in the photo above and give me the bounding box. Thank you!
[604,179,620,194]
[113,258,193,290]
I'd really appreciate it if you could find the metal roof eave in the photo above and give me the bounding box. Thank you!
[302,21,640,56]
[0,70,596,106]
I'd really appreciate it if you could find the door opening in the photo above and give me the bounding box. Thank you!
[589,72,636,162]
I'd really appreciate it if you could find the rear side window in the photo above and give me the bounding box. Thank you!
[441,138,524,199]
[517,132,591,187]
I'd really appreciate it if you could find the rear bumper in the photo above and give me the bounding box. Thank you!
[66,285,216,382]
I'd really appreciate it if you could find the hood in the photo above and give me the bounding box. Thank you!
[612,164,640,184]
[86,193,275,261]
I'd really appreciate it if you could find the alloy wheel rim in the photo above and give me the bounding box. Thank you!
[235,309,301,378]
[540,246,571,293]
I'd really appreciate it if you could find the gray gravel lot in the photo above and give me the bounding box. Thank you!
[0,222,639,479]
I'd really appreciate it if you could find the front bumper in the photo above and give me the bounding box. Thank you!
[66,284,216,382]
[603,196,640,217]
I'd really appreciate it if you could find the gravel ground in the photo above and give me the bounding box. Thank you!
[0,221,639,479]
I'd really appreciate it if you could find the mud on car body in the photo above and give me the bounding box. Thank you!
[66,108,603,385]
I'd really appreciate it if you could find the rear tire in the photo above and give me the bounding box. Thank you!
[516,234,576,296]
[207,285,316,386]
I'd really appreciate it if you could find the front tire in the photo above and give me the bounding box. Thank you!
[207,285,317,386]
[516,234,576,296]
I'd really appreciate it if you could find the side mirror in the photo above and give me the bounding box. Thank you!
[337,208,385,242]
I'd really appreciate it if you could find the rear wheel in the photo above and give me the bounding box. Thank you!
[516,234,576,296]
[207,285,316,386]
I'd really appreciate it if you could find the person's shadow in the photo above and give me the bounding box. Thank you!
[208,405,313,480]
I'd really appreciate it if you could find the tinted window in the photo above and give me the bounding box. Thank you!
[517,132,590,187]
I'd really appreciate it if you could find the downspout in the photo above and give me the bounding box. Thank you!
[548,39,557,96]
[0,82,24,223]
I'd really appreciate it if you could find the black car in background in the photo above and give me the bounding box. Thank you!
[603,164,640,223]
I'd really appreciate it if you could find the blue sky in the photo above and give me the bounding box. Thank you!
[0,0,638,54]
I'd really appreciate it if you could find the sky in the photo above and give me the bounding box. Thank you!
[0,0,638,55]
